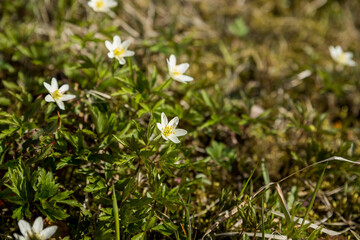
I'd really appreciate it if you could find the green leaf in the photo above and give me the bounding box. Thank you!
[89,105,108,136]
[12,206,23,220]
[113,186,120,240]
[50,191,73,201]
[59,129,77,148]
[29,144,53,164]
[152,222,178,237]
[84,178,106,193]
[0,127,19,139]
[34,169,59,200]
[2,80,20,91]
[131,232,146,240]
[56,199,82,207]
[40,207,70,221]
[229,18,249,37]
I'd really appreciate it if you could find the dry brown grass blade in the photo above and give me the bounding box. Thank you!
[263,208,345,236]
[201,201,247,240]
[351,230,360,240]
[214,232,288,239]
[275,183,291,223]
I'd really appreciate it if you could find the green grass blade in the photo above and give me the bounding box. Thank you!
[178,193,191,240]
[301,162,328,227]
[261,195,265,240]
[128,57,134,82]
[113,185,120,240]
[238,167,256,200]
[261,158,270,201]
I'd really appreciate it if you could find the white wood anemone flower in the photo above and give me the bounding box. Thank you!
[105,36,135,65]
[157,112,187,144]
[44,78,76,110]
[329,45,356,67]
[13,216,57,240]
[87,0,117,12]
[167,54,193,83]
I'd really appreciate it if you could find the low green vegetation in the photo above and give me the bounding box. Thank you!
[1,0,360,239]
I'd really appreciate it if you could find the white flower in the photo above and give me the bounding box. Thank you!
[329,45,356,67]
[167,55,193,83]
[87,0,117,12]
[157,112,187,143]
[44,78,76,110]
[105,36,135,65]
[13,216,57,240]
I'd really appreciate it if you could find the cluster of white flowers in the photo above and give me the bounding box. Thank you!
[13,216,57,240]
[43,1,193,144]
[41,2,358,143]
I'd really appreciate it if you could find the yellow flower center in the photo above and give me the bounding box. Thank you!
[52,90,63,101]
[172,68,181,76]
[114,47,125,57]
[339,53,346,63]
[163,126,175,137]
[96,0,104,8]
[28,231,42,240]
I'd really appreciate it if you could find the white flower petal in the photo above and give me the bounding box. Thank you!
[168,116,179,128]
[108,0,118,7]
[105,40,113,51]
[169,55,176,68]
[18,220,32,237]
[13,233,26,240]
[108,52,114,58]
[177,63,189,74]
[347,59,356,66]
[167,58,172,73]
[40,226,57,239]
[51,78,58,91]
[161,133,169,140]
[344,52,353,58]
[59,84,69,93]
[157,122,163,131]
[168,135,180,143]
[118,58,126,65]
[161,112,168,128]
[88,1,97,10]
[60,94,76,101]
[121,39,131,49]
[335,46,342,56]
[174,129,187,137]
[122,50,135,57]
[56,100,65,110]
[113,35,121,46]
[329,46,335,58]
[43,82,52,93]
[175,75,193,83]
[32,217,43,234]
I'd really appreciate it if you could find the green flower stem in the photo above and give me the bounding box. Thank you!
[128,57,134,82]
